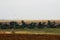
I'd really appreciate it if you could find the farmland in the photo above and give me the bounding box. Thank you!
[0,34,60,40]
[0,20,60,40]
[0,28,60,34]
[0,28,60,40]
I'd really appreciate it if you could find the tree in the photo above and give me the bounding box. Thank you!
[9,21,19,29]
[21,20,27,29]
[56,24,60,28]
[28,22,36,29]
[42,22,46,28]
[47,20,52,28]
[47,21,56,28]
[0,22,9,29]
[9,21,20,34]
[2,24,9,29]
[37,22,43,28]
[0,22,3,29]
[51,21,56,28]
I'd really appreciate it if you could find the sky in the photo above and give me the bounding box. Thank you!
[0,0,60,20]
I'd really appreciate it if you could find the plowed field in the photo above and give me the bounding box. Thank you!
[0,34,60,40]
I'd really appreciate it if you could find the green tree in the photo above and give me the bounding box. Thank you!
[28,22,36,29]
[9,21,19,29]
[21,20,27,29]
[47,20,52,28]
[37,22,43,28]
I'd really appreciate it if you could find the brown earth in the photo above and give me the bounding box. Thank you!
[0,34,60,40]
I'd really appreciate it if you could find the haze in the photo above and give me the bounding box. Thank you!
[0,0,60,20]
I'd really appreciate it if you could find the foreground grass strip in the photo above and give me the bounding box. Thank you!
[0,28,60,35]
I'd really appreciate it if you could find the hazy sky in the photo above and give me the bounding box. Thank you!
[0,0,60,20]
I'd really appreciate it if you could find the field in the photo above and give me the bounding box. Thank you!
[0,28,60,34]
[0,28,60,40]
[0,34,60,40]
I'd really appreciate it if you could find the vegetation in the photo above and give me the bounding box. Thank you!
[0,20,60,29]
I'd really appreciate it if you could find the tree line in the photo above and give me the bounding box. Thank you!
[0,20,60,29]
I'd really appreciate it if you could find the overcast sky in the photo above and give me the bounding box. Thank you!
[0,0,60,20]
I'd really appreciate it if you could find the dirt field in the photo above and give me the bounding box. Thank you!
[0,34,60,40]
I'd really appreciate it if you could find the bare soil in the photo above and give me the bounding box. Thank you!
[0,34,60,40]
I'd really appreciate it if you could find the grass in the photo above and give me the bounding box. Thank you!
[0,28,60,35]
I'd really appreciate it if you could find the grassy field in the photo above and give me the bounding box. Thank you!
[0,28,60,35]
